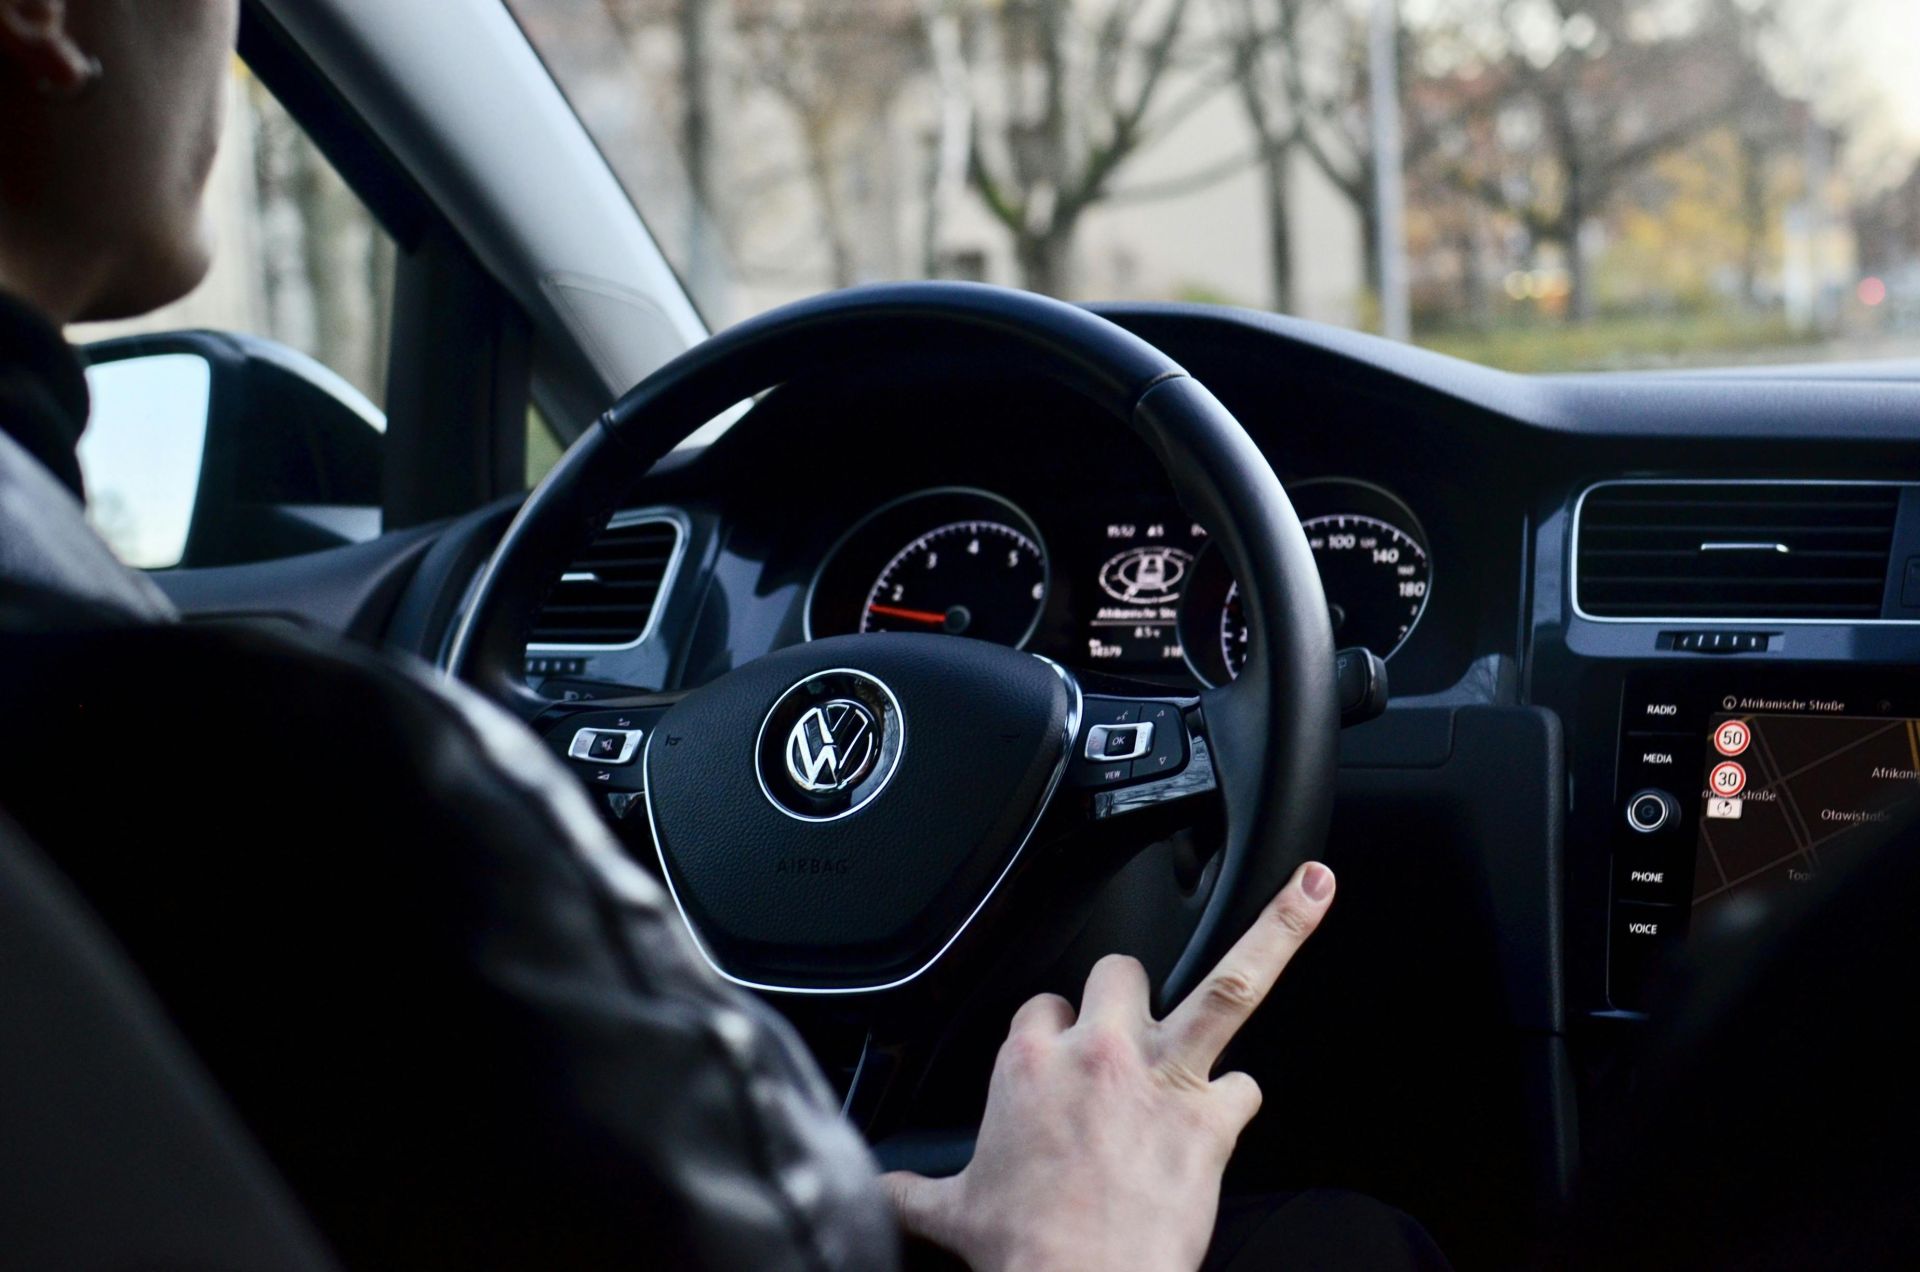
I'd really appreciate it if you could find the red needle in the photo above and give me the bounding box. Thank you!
[867,603,949,625]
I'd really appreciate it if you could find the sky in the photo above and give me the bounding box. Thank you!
[1769,0,1920,184]
[1853,1,1920,141]
[76,354,210,569]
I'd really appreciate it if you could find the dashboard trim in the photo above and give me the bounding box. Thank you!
[525,506,691,653]
[1568,478,1920,628]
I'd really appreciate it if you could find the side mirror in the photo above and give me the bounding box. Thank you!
[78,331,384,570]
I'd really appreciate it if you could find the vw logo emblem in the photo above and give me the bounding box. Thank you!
[786,699,878,793]
[755,669,905,821]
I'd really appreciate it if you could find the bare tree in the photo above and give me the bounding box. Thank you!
[1430,0,1759,320]
[920,0,975,278]
[1725,0,1833,309]
[595,0,738,305]
[1213,0,1301,311]
[247,75,391,401]
[1270,0,1467,304]
[960,0,1226,295]
[679,0,731,294]
[735,1,924,288]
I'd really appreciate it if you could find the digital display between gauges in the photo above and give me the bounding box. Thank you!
[1083,518,1210,671]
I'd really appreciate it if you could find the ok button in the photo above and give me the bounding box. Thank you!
[1087,722,1154,762]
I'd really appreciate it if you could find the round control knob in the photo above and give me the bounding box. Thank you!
[1626,788,1678,834]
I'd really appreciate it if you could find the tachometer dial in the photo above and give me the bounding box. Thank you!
[806,488,1052,648]
[1219,581,1249,681]
[860,520,1047,645]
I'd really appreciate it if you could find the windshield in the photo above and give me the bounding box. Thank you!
[508,0,1920,373]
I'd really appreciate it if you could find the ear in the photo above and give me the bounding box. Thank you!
[0,0,97,98]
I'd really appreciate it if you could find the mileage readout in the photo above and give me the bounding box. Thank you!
[1083,517,1208,670]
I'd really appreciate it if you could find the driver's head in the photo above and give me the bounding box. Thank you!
[0,0,238,324]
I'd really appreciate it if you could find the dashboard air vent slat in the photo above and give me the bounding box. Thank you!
[529,517,681,646]
[1576,483,1900,620]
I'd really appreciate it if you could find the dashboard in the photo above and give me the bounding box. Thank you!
[514,306,1920,1041]
[800,479,1432,688]
[635,336,1513,706]
[403,298,1920,1266]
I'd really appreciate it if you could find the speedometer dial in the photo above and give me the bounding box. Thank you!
[1301,513,1430,657]
[1213,514,1429,681]
[860,520,1047,645]
[1181,480,1433,686]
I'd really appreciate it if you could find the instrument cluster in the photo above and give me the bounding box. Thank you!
[805,479,1433,686]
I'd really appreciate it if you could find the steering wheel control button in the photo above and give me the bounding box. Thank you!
[1081,698,1141,727]
[568,727,643,765]
[754,669,905,822]
[1135,704,1190,779]
[544,707,676,798]
[1087,722,1154,762]
[1071,698,1193,787]
[1071,758,1135,788]
[1625,788,1678,835]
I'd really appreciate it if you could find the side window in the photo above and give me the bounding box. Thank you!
[527,405,566,488]
[69,63,396,569]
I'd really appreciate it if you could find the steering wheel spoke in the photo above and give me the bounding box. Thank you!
[1087,732,1220,817]
[531,690,689,822]
[1049,679,1219,823]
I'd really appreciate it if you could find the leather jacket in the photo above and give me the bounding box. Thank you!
[0,293,899,1271]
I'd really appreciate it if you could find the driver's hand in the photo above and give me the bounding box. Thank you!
[881,860,1336,1272]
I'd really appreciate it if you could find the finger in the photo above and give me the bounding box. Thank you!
[1007,991,1075,1037]
[1159,861,1335,1072]
[1209,1069,1264,1133]
[1078,953,1151,1027]
[879,1170,963,1246]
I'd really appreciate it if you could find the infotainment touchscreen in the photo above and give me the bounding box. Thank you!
[1693,695,1920,913]
[1612,674,1920,1009]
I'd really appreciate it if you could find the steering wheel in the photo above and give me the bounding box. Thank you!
[447,283,1336,1041]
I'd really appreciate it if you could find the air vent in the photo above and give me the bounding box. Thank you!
[528,515,682,647]
[1576,482,1900,620]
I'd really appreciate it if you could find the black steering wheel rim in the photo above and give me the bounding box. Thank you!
[447,282,1338,1006]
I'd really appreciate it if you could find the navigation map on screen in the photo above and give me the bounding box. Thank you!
[1694,697,1920,910]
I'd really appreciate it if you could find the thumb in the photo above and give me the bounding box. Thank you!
[879,1169,964,1246]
